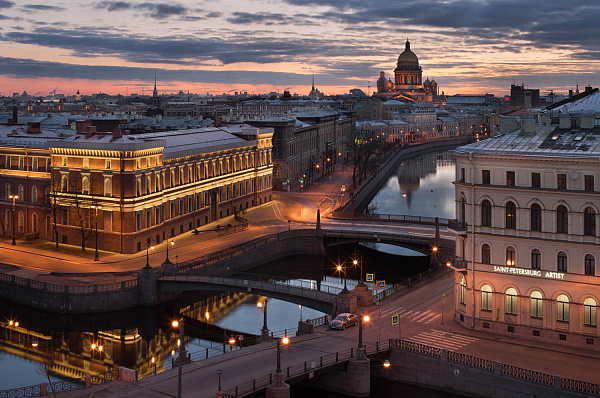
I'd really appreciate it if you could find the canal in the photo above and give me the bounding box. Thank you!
[0,149,457,392]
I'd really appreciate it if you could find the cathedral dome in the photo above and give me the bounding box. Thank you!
[396,40,420,70]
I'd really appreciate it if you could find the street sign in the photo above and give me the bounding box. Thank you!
[378,280,385,289]
[392,314,399,325]
[366,273,374,282]
[442,293,446,303]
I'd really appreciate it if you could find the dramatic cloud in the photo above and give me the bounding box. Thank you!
[94,1,190,19]
[21,4,66,11]
[0,0,14,8]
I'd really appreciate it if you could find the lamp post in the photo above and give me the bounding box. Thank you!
[165,235,175,264]
[216,369,223,392]
[357,314,370,359]
[8,194,18,245]
[257,299,269,341]
[353,249,364,285]
[336,264,348,292]
[145,241,155,269]
[90,203,102,261]
[172,318,186,398]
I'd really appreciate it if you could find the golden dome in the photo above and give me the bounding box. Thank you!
[396,40,419,68]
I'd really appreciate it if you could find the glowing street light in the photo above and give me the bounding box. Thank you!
[8,194,18,245]
[172,318,186,398]
[257,299,269,341]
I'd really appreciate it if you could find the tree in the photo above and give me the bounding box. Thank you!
[346,127,378,188]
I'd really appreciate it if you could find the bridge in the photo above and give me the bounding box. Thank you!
[159,274,343,313]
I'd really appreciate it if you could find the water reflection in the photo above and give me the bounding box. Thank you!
[369,150,455,219]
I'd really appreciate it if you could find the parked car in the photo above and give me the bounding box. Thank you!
[329,313,358,330]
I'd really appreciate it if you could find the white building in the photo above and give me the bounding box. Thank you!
[451,112,600,349]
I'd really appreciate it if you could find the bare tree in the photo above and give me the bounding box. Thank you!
[347,127,379,188]
[36,344,57,398]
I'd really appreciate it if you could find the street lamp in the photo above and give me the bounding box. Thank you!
[172,318,186,398]
[145,241,155,268]
[352,250,364,285]
[90,203,102,261]
[276,336,289,373]
[357,314,370,359]
[336,264,348,292]
[216,369,223,392]
[257,299,269,341]
[165,236,175,264]
[8,194,18,245]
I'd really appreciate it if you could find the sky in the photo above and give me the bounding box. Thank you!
[1,0,600,97]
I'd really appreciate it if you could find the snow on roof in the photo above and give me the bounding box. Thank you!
[563,90,600,113]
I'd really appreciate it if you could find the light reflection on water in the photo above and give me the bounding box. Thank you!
[368,151,456,219]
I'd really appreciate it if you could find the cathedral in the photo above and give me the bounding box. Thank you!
[376,40,442,103]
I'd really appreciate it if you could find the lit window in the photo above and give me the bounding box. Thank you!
[557,251,568,273]
[557,294,569,322]
[531,291,543,318]
[506,246,516,266]
[505,201,516,229]
[505,288,517,315]
[584,298,597,327]
[481,285,492,311]
[460,277,467,304]
[585,254,595,276]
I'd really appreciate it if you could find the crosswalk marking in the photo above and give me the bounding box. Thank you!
[406,329,478,351]
[377,307,442,325]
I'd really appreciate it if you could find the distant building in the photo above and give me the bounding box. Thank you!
[510,84,540,108]
[376,40,443,103]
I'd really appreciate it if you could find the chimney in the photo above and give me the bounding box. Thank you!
[112,129,122,139]
[27,122,41,133]
[585,86,593,93]
[85,125,96,138]
[76,120,92,133]
[12,105,18,124]
[569,90,574,98]
[214,118,222,127]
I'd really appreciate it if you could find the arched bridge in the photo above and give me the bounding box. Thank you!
[321,229,453,254]
[159,274,341,313]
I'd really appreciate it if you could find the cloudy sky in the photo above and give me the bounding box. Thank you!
[1,0,599,97]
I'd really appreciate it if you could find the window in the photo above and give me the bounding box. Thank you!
[481,285,492,311]
[136,211,142,231]
[557,251,568,273]
[531,291,543,318]
[584,298,597,327]
[585,254,595,276]
[532,172,540,188]
[18,211,24,231]
[106,159,112,169]
[505,201,516,229]
[481,200,492,227]
[146,176,151,195]
[5,155,10,169]
[136,179,141,196]
[584,207,596,236]
[481,244,491,264]
[506,246,516,266]
[531,249,541,270]
[585,175,594,192]
[82,176,90,195]
[18,185,24,201]
[460,277,467,304]
[556,205,568,234]
[557,173,567,189]
[557,294,569,322]
[506,171,515,186]
[460,167,465,182]
[505,288,517,315]
[19,156,24,171]
[482,170,490,185]
[530,204,542,231]
[104,178,112,197]
[32,157,38,171]
[62,157,67,167]
[31,186,37,204]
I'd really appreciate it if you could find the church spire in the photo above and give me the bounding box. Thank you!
[312,74,315,90]
[153,70,158,97]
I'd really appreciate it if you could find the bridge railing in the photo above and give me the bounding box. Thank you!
[373,263,449,303]
[330,213,452,226]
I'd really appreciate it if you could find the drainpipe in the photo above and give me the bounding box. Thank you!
[469,151,476,329]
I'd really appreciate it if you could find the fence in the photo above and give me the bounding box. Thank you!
[0,272,138,294]
[373,263,449,303]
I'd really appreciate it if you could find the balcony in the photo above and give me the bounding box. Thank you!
[448,219,467,235]
[447,257,468,271]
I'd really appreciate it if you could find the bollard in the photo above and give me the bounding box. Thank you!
[206,348,209,358]
[336,352,339,362]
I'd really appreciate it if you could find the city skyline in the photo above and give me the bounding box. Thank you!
[1,0,599,97]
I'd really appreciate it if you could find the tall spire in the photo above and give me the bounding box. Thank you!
[153,70,158,97]
[312,74,315,90]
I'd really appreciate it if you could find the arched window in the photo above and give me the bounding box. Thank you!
[156,175,161,192]
[104,178,112,197]
[32,213,38,232]
[481,200,491,227]
[505,287,517,315]
[460,277,467,304]
[531,291,543,318]
[584,298,597,327]
[146,175,151,194]
[170,170,175,187]
[82,176,90,195]
[506,246,516,266]
[5,183,10,199]
[61,175,68,192]
[557,294,569,322]
[505,201,516,229]
[557,205,568,233]
[531,249,541,270]
[584,207,596,236]
[557,251,568,272]
[481,244,491,264]
[31,186,38,204]
[585,254,595,276]
[481,285,492,311]
[459,197,466,224]
[530,204,542,231]
[179,168,184,185]
[18,184,24,201]
[136,178,141,197]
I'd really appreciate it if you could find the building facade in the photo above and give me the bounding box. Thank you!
[451,113,600,349]
[1,122,273,254]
